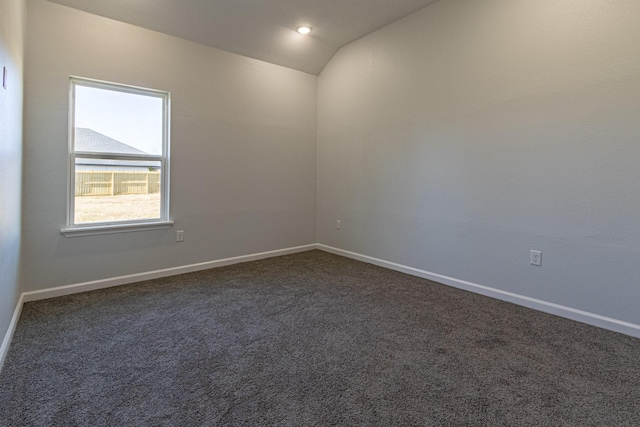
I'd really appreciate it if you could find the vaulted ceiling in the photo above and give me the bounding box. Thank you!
[46,0,440,75]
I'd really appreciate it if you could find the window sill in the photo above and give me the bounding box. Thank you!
[61,220,174,237]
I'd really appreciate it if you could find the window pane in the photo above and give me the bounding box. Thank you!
[68,78,169,231]
[74,159,162,224]
[74,85,163,155]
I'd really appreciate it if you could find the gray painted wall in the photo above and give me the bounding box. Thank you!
[22,0,317,291]
[0,0,24,349]
[318,0,640,324]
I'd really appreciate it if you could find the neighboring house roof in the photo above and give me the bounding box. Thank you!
[75,128,148,155]
[74,128,159,169]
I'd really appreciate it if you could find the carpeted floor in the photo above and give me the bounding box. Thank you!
[1,250,639,426]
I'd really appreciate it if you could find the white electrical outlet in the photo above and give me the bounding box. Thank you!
[176,230,184,242]
[530,250,541,266]
[336,220,341,230]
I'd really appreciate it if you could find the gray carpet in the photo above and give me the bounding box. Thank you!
[1,250,639,426]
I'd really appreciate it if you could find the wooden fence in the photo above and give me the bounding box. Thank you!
[76,171,160,196]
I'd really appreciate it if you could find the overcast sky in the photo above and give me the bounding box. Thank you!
[74,85,164,155]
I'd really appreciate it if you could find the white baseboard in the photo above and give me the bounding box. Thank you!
[317,244,640,339]
[0,293,24,372]
[22,244,317,303]
[11,242,640,359]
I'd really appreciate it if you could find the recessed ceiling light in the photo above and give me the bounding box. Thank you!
[297,26,312,35]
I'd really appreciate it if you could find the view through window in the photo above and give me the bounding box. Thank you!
[69,78,169,228]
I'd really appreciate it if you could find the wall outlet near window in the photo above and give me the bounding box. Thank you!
[530,250,541,266]
[336,219,341,230]
[176,230,184,242]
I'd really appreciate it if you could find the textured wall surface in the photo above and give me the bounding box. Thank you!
[23,0,317,291]
[0,0,24,351]
[318,0,640,324]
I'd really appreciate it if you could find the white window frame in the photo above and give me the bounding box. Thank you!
[61,77,173,237]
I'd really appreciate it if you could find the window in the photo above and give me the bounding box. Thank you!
[62,77,172,236]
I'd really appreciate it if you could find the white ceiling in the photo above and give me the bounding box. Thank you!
[46,0,440,75]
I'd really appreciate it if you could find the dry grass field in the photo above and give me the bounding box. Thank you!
[75,193,161,224]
